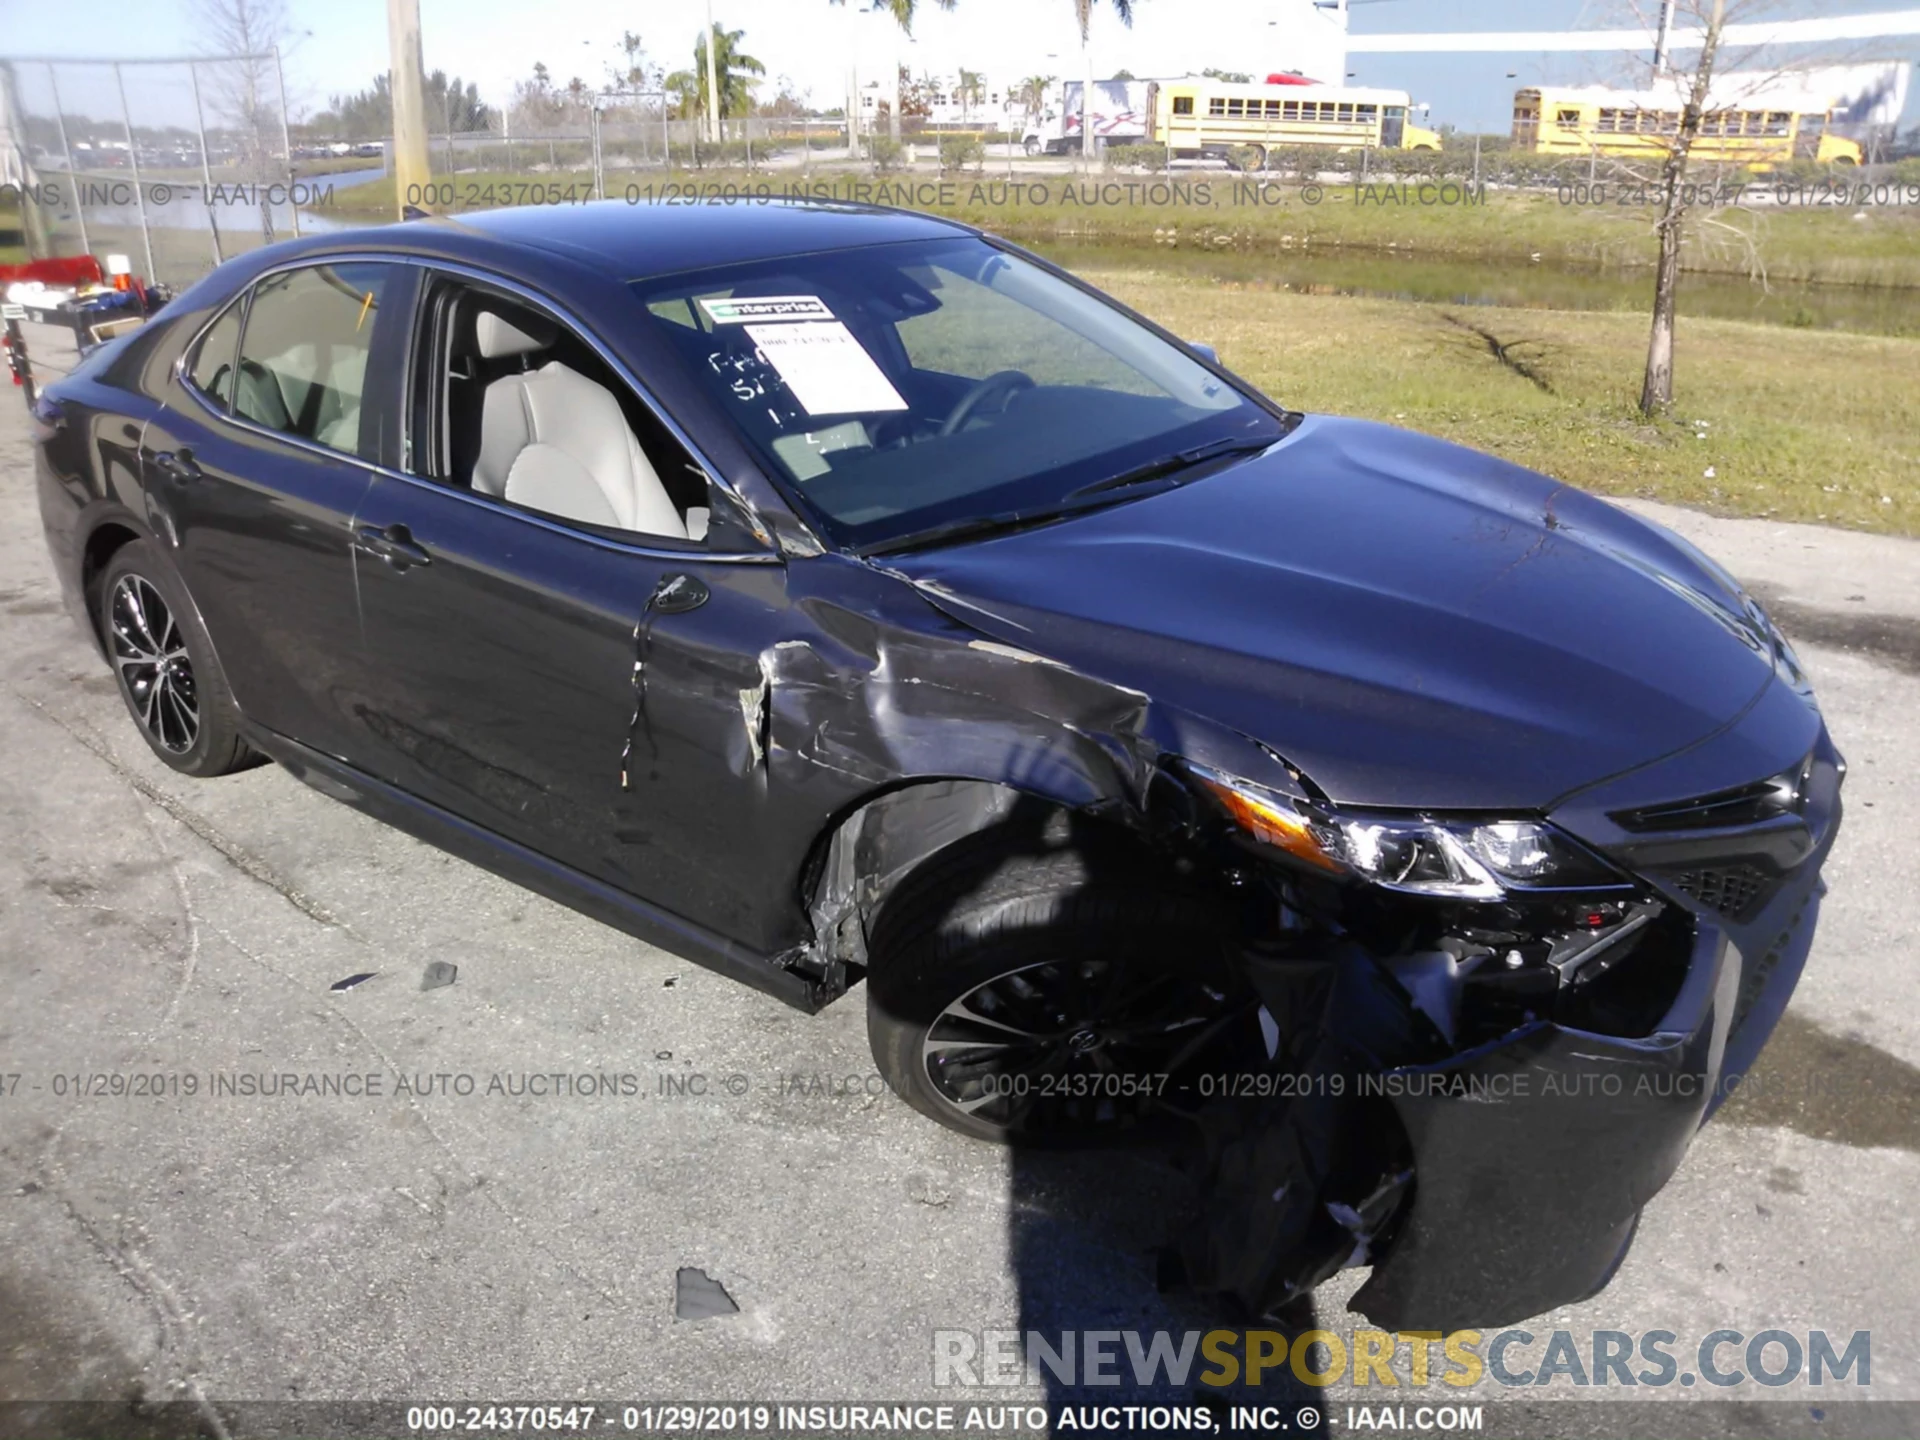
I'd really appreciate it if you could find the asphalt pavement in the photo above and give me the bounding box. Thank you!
[1,327,1916,1434]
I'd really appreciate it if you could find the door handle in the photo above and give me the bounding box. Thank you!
[153,447,202,483]
[354,522,432,570]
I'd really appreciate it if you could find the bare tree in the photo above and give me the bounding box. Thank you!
[1640,0,1727,415]
[1622,0,1876,414]
[609,31,657,94]
[190,0,297,239]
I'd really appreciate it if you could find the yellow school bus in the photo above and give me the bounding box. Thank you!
[1152,79,1444,169]
[1512,86,1863,168]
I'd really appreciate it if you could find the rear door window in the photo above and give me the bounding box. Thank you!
[232,262,394,457]
[185,300,244,411]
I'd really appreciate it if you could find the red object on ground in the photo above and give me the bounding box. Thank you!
[0,254,105,288]
[1263,73,1321,86]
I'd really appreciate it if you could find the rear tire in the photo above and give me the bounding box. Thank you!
[97,541,259,778]
[865,837,1245,1146]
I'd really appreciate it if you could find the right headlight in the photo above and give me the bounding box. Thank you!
[1190,766,1631,899]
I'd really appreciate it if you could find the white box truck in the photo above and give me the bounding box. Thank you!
[1022,79,1153,156]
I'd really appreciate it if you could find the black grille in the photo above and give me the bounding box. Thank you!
[1668,863,1774,923]
[1613,759,1809,833]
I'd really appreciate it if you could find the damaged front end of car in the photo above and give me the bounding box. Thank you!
[1153,723,1844,1332]
[774,505,1842,1332]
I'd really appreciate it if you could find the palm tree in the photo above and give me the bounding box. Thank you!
[827,0,957,34]
[1071,0,1133,39]
[1016,74,1056,127]
[956,68,986,123]
[1068,0,1134,158]
[666,24,765,123]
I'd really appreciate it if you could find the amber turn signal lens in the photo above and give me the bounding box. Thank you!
[1194,773,1344,872]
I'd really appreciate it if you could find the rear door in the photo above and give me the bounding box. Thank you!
[145,259,411,762]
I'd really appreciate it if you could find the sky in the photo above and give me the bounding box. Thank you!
[4,0,1918,134]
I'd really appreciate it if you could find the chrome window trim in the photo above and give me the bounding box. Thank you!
[169,250,783,566]
[179,291,249,414]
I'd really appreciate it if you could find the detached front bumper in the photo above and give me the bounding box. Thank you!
[1354,874,1823,1331]
[1352,724,1842,1331]
[1180,708,1841,1332]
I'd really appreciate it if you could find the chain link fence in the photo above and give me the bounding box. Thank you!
[414,102,857,193]
[2,52,317,288]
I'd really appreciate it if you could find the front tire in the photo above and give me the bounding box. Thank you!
[866,839,1246,1146]
[97,541,258,777]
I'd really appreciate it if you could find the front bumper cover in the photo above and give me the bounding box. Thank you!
[1182,716,1841,1332]
[1354,884,1819,1330]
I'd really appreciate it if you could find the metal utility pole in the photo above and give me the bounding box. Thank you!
[1652,0,1677,76]
[847,62,859,158]
[188,62,224,267]
[890,19,903,144]
[704,0,722,145]
[274,45,299,237]
[1081,36,1094,163]
[46,66,92,258]
[112,63,158,284]
[387,0,431,217]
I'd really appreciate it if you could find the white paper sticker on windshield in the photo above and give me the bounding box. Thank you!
[700,294,834,324]
[746,321,908,416]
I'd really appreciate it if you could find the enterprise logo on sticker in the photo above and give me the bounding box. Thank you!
[699,294,834,324]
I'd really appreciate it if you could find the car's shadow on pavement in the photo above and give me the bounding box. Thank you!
[1005,1145,1331,1436]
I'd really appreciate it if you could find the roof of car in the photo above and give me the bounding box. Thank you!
[421,198,976,280]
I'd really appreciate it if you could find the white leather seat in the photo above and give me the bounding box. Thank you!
[471,312,687,539]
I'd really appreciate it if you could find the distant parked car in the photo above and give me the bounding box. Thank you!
[30,200,1841,1333]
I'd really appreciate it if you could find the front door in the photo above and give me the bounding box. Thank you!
[343,272,795,949]
[347,476,793,947]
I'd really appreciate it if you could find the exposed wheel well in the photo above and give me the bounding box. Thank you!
[801,777,1193,1000]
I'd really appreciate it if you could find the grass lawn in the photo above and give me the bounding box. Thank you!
[1084,265,1920,537]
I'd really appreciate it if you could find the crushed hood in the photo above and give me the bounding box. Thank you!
[890,416,1779,811]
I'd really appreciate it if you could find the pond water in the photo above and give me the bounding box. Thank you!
[1035,239,1920,338]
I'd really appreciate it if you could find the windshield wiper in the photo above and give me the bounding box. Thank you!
[860,434,1282,559]
[1064,435,1280,501]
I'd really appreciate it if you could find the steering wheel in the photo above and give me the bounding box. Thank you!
[940,370,1035,436]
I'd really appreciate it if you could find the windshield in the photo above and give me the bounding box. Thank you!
[630,237,1285,550]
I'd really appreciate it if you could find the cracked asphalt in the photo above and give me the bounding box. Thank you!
[2,326,1918,1432]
